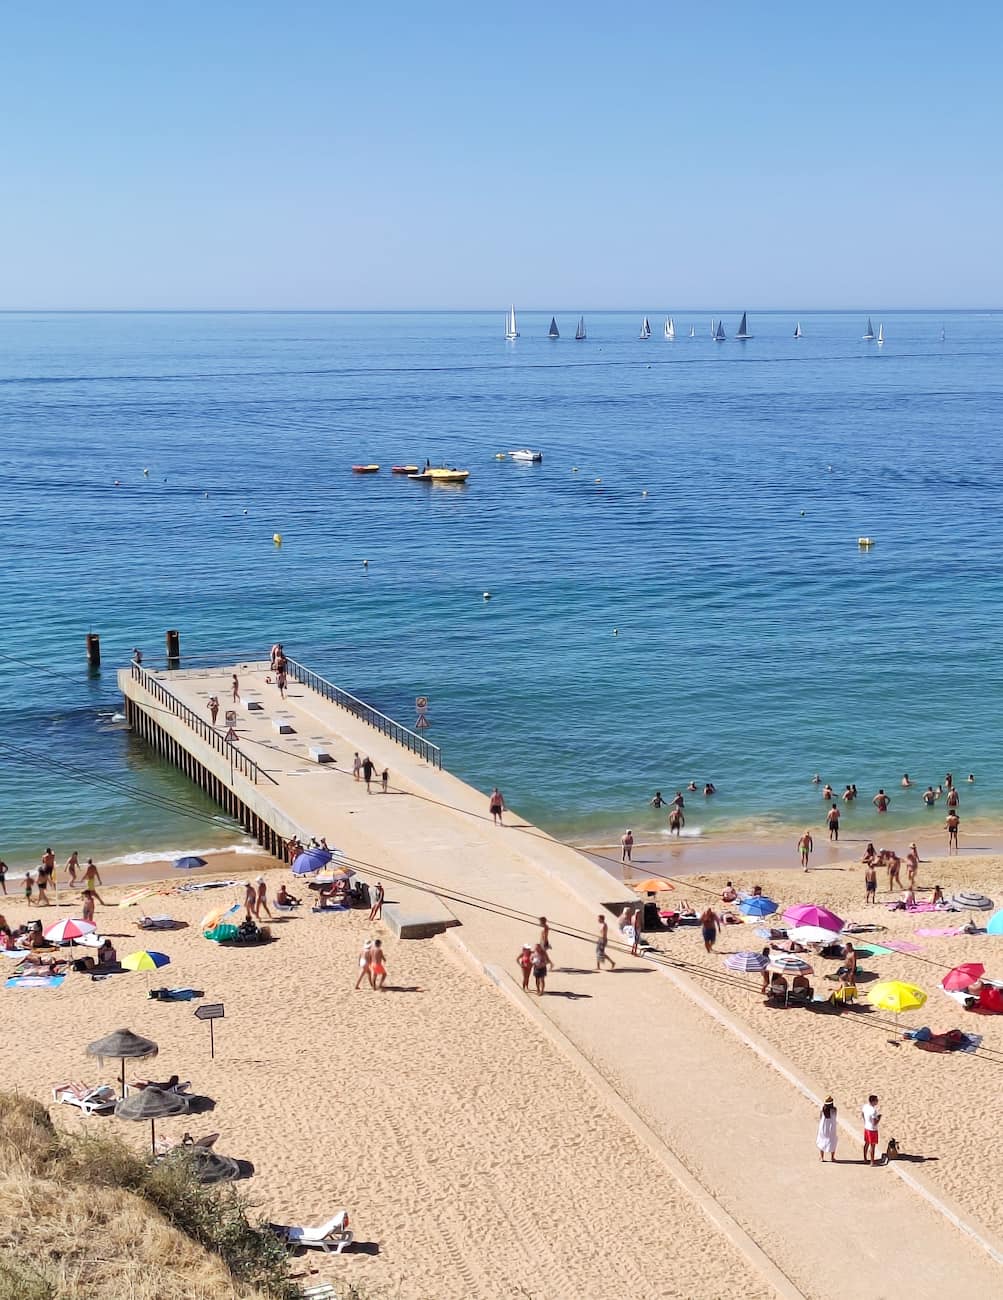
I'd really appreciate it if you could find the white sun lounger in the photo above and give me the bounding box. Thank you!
[280,1211,353,1254]
[52,1082,117,1115]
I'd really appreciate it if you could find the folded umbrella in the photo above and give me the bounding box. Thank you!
[782,904,844,932]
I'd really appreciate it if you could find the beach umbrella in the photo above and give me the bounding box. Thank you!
[121,950,171,972]
[987,911,1003,936]
[634,878,675,894]
[942,962,985,991]
[115,1086,189,1156]
[724,951,769,973]
[171,1146,242,1185]
[786,924,843,946]
[200,903,240,931]
[782,904,844,933]
[767,954,814,975]
[868,980,927,1016]
[739,896,778,918]
[43,918,96,954]
[328,866,356,880]
[86,1028,158,1097]
[174,856,207,870]
[949,891,994,919]
[291,848,331,875]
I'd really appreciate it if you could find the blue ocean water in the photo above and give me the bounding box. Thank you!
[1,309,1002,866]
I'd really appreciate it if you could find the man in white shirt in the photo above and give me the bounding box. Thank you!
[861,1094,881,1166]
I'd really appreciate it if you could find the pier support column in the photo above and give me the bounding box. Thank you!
[166,629,181,669]
[86,633,101,669]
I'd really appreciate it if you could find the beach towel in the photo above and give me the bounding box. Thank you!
[883,939,924,953]
[5,975,65,989]
[915,927,965,938]
[912,1029,982,1054]
[861,943,894,956]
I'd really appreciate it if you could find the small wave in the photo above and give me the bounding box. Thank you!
[657,826,704,838]
[107,842,255,867]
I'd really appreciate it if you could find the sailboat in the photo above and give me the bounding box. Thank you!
[877,323,884,347]
[736,311,752,340]
[940,326,946,342]
[504,305,519,340]
[710,319,716,337]
[575,315,586,340]
[640,316,651,339]
[663,316,675,339]
[689,325,695,338]
[548,317,560,339]
[714,319,726,342]
[794,321,803,338]
[863,318,875,341]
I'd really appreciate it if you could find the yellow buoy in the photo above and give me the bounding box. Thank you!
[273,533,282,545]
[858,537,874,547]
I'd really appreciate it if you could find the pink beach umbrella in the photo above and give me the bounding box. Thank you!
[781,904,844,933]
[43,917,97,954]
[942,962,985,992]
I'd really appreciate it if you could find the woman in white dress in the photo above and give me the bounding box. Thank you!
[816,1097,838,1161]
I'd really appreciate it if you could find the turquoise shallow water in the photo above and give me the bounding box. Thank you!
[1,309,1002,866]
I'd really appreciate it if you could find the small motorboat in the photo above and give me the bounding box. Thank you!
[407,466,470,484]
[391,465,419,475]
[352,464,380,474]
[508,449,543,463]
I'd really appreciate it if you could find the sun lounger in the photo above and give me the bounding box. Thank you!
[828,985,857,1006]
[276,1211,353,1254]
[52,1082,117,1114]
[129,1077,191,1096]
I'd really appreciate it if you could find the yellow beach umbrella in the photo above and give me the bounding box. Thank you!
[634,878,675,894]
[868,981,927,1014]
[121,950,171,972]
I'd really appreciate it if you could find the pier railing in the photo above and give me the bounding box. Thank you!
[130,662,277,785]
[285,658,442,768]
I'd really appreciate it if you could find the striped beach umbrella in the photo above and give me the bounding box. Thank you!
[739,896,778,918]
[782,904,844,932]
[767,954,814,975]
[121,950,171,972]
[724,951,769,973]
[44,918,97,945]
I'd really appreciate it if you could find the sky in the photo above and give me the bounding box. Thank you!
[2,2,1001,309]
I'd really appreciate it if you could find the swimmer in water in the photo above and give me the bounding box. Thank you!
[901,773,912,787]
[650,790,665,808]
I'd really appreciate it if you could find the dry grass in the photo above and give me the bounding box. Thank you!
[0,1093,297,1300]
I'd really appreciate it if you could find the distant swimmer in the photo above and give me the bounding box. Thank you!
[687,781,698,793]
[945,772,954,790]
[872,789,890,813]
[703,783,716,796]
[650,790,665,808]
[811,774,821,784]
[842,785,854,803]
[671,791,685,809]
[922,786,936,806]
[822,784,833,801]
[901,773,912,787]
[967,773,976,783]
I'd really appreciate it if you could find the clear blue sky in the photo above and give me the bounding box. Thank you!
[2,2,1001,309]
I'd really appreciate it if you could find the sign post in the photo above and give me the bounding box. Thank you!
[194,1002,225,1059]
[415,695,430,731]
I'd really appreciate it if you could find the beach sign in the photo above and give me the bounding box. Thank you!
[415,694,430,730]
[195,1002,225,1058]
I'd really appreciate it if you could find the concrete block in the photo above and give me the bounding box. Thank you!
[272,718,295,735]
[242,698,264,712]
[308,746,334,763]
[383,902,459,940]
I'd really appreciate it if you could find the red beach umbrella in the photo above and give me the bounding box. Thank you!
[942,962,985,991]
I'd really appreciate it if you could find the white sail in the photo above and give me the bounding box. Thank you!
[863,317,874,340]
[710,319,716,337]
[640,316,651,339]
[664,316,675,339]
[736,311,751,339]
[689,325,695,337]
[505,305,519,339]
[794,321,803,338]
[575,315,586,340]
[877,323,884,346]
[715,319,726,341]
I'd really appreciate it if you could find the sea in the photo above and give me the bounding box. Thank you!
[2,309,1002,870]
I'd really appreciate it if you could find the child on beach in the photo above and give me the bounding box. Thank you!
[517,943,534,990]
[24,872,34,903]
[370,938,388,990]
[355,940,373,990]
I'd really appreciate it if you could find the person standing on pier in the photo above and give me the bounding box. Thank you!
[208,695,219,726]
[368,881,385,922]
[275,667,287,699]
[489,787,505,825]
[231,675,240,704]
[362,756,376,792]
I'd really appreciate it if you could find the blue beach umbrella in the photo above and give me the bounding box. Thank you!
[291,848,332,875]
[986,910,1003,936]
[174,856,208,870]
[739,896,778,918]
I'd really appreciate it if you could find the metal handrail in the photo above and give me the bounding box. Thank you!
[284,658,442,768]
[130,662,278,785]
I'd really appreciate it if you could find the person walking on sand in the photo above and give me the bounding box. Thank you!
[700,906,719,953]
[872,788,890,813]
[817,1096,838,1162]
[355,939,374,990]
[798,829,813,871]
[862,1095,881,1166]
[208,695,219,726]
[361,756,376,792]
[596,914,617,971]
[65,850,79,887]
[489,787,505,826]
[370,938,388,990]
[36,871,51,905]
[864,861,877,904]
[886,852,902,891]
[517,943,534,991]
[243,881,257,923]
[620,829,634,863]
[255,875,272,920]
[352,752,361,782]
[826,803,840,841]
[381,767,389,793]
[530,941,552,995]
[231,674,240,704]
[368,881,385,922]
[945,810,960,853]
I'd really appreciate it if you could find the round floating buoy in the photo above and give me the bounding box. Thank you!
[483,591,491,600]
[363,559,369,567]
[858,537,874,547]
[827,465,833,472]
[143,468,149,476]
[613,628,619,636]
[273,533,282,545]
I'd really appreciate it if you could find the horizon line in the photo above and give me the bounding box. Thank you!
[0,307,999,316]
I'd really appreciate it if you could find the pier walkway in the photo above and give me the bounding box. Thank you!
[120,659,1003,1300]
